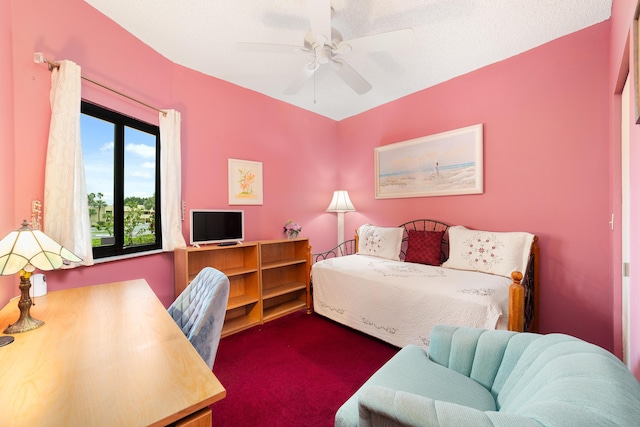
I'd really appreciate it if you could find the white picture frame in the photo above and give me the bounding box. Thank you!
[375,124,484,199]
[228,158,263,205]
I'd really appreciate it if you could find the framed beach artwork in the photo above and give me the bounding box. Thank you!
[375,124,484,199]
[228,158,263,205]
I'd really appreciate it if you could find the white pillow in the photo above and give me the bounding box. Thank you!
[442,225,534,278]
[357,224,403,261]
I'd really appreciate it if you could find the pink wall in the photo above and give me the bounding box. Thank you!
[7,0,338,307]
[171,65,338,248]
[610,0,640,379]
[338,24,612,351]
[1,1,17,304]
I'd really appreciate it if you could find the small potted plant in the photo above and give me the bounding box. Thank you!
[283,220,302,239]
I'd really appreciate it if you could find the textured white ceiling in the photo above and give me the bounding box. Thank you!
[83,0,612,121]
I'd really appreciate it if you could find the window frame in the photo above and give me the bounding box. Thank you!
[81,100,162,259]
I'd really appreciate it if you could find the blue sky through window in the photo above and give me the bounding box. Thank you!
[81,114,156,205]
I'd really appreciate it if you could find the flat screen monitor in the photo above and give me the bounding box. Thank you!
[190,209,244,246]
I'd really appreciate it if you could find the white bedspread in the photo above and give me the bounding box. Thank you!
[312,254,511,350]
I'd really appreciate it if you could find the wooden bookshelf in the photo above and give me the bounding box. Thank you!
[173,238,311,337]
[174,242,261,337]
[259,237,311,322]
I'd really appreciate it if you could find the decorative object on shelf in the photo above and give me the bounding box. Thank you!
[375,123,484,199]
[326,190,356,245]
[228,158,263,205]
[0,220,82,339]
[283,220,302,239]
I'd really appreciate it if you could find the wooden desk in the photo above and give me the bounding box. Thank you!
[0,279,226,426]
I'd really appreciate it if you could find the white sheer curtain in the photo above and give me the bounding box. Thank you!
[44,60,93,266]
[160,109,186,250]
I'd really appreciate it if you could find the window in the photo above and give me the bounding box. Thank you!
[81,101,162,259]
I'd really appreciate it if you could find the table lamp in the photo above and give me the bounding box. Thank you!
[326,190,356,246]
[0,220,82,343]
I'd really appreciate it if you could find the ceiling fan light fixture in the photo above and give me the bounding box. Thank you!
[313,33,328,46]
[305,61,320,71]
[240,0,408,96]
[316,45,332,64]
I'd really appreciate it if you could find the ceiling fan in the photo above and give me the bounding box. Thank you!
[236,0,415,95]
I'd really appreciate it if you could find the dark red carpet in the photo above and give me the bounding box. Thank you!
[210,310,398,426]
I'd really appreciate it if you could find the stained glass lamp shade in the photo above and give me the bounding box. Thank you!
[0,220,82,336]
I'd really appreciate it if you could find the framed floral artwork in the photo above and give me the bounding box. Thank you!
[228,158,263,205]
[375,124,483,199]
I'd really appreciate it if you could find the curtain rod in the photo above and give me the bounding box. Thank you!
[34,52,167,117]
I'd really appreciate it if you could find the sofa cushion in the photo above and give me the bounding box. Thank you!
[404,230,444,266]
[335,345,496,427]
[429,325,555,400]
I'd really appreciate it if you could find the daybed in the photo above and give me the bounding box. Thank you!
[311,220,539,350]
[335,325,640,427]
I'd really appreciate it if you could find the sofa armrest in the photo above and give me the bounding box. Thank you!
[358,386,491,427]
[358,386,540,427]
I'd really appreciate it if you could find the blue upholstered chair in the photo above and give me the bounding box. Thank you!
[336,325,640,426]
[168,267,230,370]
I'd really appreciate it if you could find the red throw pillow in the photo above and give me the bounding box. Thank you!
[404,230,444,266]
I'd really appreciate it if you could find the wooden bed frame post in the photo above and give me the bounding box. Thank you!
[510,236,539,333]
[531,237,540,332]
[508,272,525,332]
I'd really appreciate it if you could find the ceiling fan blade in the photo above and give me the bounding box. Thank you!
[307,0,332,45]
[330,59,372,95]
[337,28,415,54]
[236,42,308,55]
[284,62,319,95]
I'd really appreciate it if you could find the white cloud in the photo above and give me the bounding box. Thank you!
[126,143,155,159]
[130,170,151,178]
[100,141,114,151]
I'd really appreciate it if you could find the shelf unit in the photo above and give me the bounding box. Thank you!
[174,242,261,337]
[173,238,310,337]
[259,238,311,322]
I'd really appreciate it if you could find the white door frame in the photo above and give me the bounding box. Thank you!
[622,75,631,367]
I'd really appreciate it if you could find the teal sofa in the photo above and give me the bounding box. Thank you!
[336,325,640,426]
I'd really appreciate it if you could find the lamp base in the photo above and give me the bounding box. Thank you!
[4,315,44,334]
[3,271,45,334]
